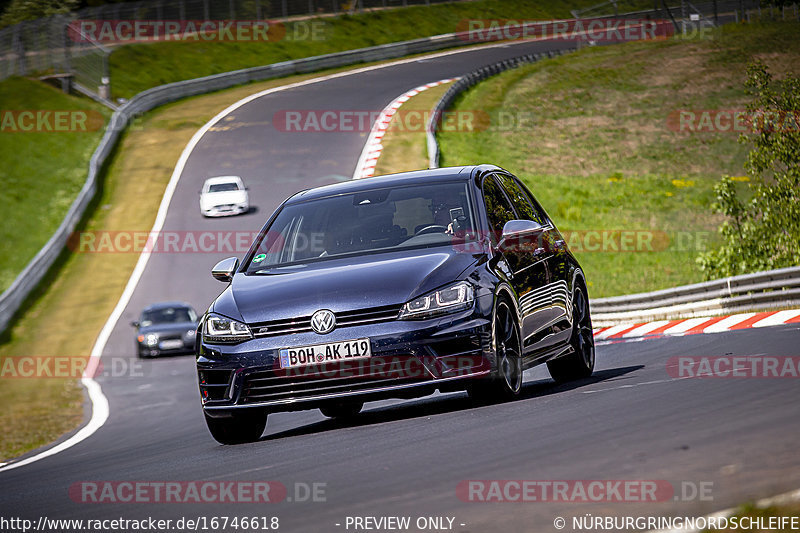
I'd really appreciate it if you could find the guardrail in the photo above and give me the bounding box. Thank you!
[590,266,800,326]
[0,31,484,335]
[0,0,471,88]
[422,37,800,328]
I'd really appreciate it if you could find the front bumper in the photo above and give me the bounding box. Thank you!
[197,304,493,415]
[202,203,249,217]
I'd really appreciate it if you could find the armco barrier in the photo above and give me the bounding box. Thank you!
[0,31,476,335]
[424,49,800,328]
[590,266,800,327]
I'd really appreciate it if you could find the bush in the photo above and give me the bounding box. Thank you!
[698,62,800,277]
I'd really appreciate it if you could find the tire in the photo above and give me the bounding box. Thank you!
[204,410,267,444]
[320,401,364,419]
[469,299,522,403]
[547,285,595,383]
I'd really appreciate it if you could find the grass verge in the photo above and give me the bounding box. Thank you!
[0,78,111,294]
[0,54,471,461]
[373,80,455,176]
[108,0,602,99]
[435,21,800,297]
[703,502,800,532]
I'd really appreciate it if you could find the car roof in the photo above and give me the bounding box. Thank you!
[203,176,243,185]
[142,301,194,312]
[285,165,501,204]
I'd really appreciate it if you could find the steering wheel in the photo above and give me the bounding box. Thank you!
[415,225,449,236]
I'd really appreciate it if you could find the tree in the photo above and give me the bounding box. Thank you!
[0,0,79,28]
[697,62,800,277]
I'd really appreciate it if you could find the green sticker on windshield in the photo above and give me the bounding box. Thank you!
[253,253,266,263]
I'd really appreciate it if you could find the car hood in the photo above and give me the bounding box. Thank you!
[200,190,247,208]
[214,247,481,324]
[138,321,198,335]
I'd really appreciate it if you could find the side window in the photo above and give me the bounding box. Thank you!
[495,173,545,225]
[482,177,517,243]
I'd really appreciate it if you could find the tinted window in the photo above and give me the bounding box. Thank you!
[141,307,196,326]
[246,182,477,271]
[208,182,240,193]
[495,173,545,224]
[482,177,517,243]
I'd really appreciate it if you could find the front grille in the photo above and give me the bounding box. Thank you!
[198,369,233,401]
[250,304,401,338]
[240,357,431,403]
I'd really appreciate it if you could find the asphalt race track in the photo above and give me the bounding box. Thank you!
[2,37,799,532]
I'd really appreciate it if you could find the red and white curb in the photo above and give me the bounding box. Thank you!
[352,77,458,180]
[594,309,800,343]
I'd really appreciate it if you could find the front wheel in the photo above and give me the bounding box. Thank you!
[204,410,267,444]
[469,299,522,403]
[547,285,595,383]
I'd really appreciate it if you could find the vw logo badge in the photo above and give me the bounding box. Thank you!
[311,309,336,334]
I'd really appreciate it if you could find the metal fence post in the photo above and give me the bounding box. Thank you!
[13,24,25,76]
[680,0,686,35]
[203,0,210,20]
[282,0,288,19]
[63,17,72,74]
[229,0,235,20]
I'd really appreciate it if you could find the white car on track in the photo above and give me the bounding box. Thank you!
[199,176,249,217]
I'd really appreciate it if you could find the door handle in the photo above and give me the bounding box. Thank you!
[533,247,546,257]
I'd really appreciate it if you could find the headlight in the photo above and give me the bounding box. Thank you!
[186,329,196,337]
[203,313,252,343]
[144,333,159,346]
[399,281,474,320]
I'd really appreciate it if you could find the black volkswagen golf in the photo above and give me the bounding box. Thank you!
[197,165,594,443]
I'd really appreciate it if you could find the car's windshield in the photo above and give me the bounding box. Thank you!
[208,182,240,193]
[141,307,196,326]
[246,181,476,271]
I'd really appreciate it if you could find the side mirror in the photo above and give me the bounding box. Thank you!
[130,321,139,328]
[497,219,544,250]
[211,257,239,283]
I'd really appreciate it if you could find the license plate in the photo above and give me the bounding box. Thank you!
[279,338,371,369]
[159,339,184,350]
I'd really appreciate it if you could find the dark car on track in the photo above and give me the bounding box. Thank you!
[133,302,199,358]
[196,165,594,443]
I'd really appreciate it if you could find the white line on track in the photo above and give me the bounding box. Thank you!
[0,35,554,474]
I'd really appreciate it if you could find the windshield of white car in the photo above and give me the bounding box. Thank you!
[208,183,240,193]
[246,181,476,271]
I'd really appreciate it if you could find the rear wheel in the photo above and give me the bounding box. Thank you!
[320,401,363,419]
[547,285,594,383]
[469,299,522,403]
[204,410,267,444]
